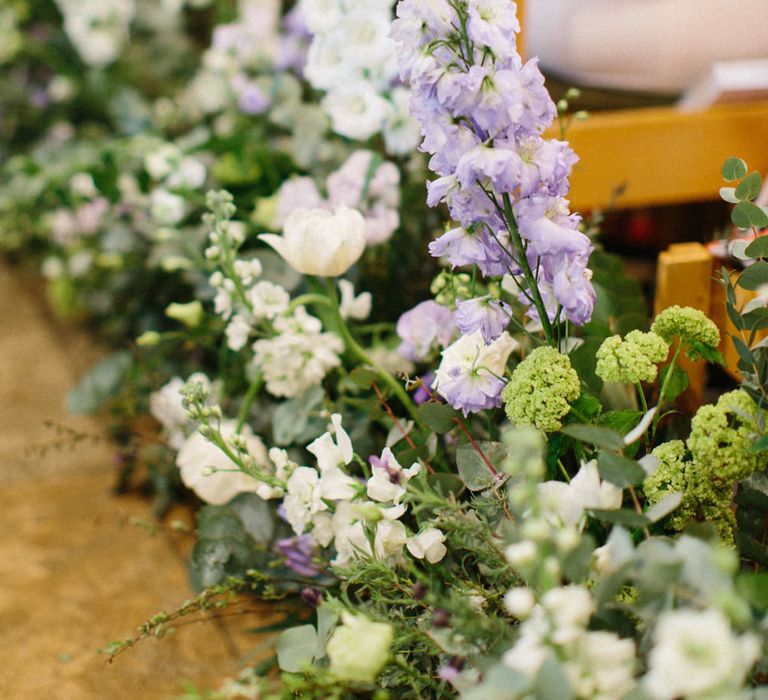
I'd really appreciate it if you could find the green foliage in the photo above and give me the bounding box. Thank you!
[597,450,646,488]
[560,424,625,451]
[456,441,506,491]
[417,402,459,433]
[722,156,748,181]
[66,350,132,414]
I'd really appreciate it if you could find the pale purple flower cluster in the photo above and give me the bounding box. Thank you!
[392,0,595,326]
[396,300,456,362]
[455,296,511,343]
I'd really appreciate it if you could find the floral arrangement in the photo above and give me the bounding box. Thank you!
[3,1,768,699]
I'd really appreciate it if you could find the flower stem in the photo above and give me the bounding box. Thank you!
[323,278,425,430]
[236,372,263,433]
[501,193,555,346]
[652,342,683,439]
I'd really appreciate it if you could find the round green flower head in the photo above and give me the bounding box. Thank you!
[644,440,696,531]
[595,330,669,384]
[687,389,762,483]
[502,346,580,433]
[651,305,720,357]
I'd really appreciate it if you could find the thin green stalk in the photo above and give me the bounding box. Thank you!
[236,373,263,433]
[324,278,425,429]
[501,193,555,346]
[652,342,684,439]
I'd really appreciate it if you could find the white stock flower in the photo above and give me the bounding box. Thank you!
[176,421,268,505]
[150,189,186,225]
[283,466,326,535]
[374,519,407,561]
[366,447,420,505]
[252,308,343,397]
[225,314,252,351]
[538,460,622,529]
[248,281,290,320]
[643,608,761,700]
[259,206,366,277]
[338,280,372,321]
[322,83,393,141]
[406,527,447,564]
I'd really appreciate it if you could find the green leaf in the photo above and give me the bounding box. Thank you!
[570,393,602,420]
[732,334,755,372]
[738,261,768,290]
[722,156,748,181]
[744,235,768,259]
[417,402,458,433]
[597,450,646,487]
[598,410,644,437]
[749,435,768,453]
[427,472,466,497]
[560,424,626,450]
[658,364,689,403]
[66,351,132,414]
[588,508,650,527]
[276,625,317,672]
[736,171,763,201]
[719,186,740,204]
[736,573,768,612]
[228,494,275,546]
[726,300,746,330]
[732,201,768,230]
[535,656,574,700]
[685,340,725,365]
[456,441,506,491]
[272,386,326,446]
[736,532,768,568]
[742,307,768,331]
[347,367,379,389]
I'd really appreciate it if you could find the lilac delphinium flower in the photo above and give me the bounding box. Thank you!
[396,301,456,362]
[455,296,512,343]
[276,534,322,577]
[392,0,594,331]
[433,330,518,415]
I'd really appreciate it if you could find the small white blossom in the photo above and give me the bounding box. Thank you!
[406,527,447,564]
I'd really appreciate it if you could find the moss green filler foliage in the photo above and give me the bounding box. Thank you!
[502,346,580,433]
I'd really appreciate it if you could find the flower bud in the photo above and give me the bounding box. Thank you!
[165,301,204,328]
[327,613,393,683]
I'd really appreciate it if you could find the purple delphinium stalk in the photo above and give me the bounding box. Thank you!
[391,0,594,340]
[277,534,321,577]
[455,296,512,343]
[396,300,456,362]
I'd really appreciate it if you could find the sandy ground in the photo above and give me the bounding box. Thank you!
[0,262,271,699]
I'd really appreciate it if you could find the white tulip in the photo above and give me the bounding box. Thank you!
[259,206,366,277]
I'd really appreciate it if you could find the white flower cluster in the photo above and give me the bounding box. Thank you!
[300,0,419,153]
[54,0,137,67]
[503,585,637,700]
[182,0,281,115]
[274,414,445,566]
[273,150,401,246]
[251,306,343,398]
[0,7,23,64]
[150,372,215,450]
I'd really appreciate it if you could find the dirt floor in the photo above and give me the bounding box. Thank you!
[0,262,272,699]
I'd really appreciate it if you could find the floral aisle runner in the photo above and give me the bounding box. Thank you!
[0,262,269,699]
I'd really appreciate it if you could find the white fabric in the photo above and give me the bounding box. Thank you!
[526,0,768,94]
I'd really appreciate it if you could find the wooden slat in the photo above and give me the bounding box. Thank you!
[551,101,768,212]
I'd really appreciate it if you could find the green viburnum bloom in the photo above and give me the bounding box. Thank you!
[645,390,762,542]
[687,389,761,483]
[326,613,393,683]
[651,305,720,358]
[502,346,580,433]
[595,330,669,384]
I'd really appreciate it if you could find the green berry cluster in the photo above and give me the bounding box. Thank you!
[651,305,720,356]
[502,346,580,433]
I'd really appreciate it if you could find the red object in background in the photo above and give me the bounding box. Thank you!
[625,209,656,249]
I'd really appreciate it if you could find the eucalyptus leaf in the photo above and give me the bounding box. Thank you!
[722,156,748,181]
[315,606,339,660]
[745,235,768,259]
[646,492,683,523]
[535,656,574,700]
[719,186,739,204]
[597,450,646,487]
[732,201,768,231]
[417,402,458,433]
[735,171,763,201]
[456,442,506,491]
[66,350,132,414]
[588,508,650,527]
[276,625,317,672]
[272,386,326,446]
[560,424,625,451]
[738,261,768,290]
